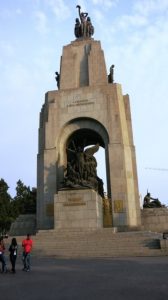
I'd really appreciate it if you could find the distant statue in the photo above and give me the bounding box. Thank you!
[86,17,94,37]
[74,18,81,38]
[143,192,162,208]
[76,5,88,37]
[108,65,115,83]
[55,72,60,89]
[75,5,94,38]
[63,142,104,197]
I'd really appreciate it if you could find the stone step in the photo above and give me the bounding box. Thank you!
[34,237,161,243]
[30,248,164,258]
[36,229,162,238]
[7,230,165,258]
[37,233,146,236]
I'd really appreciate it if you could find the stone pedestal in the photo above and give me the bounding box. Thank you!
[160,239,168,254]
[141,208,168,232]
[54,189,103,229]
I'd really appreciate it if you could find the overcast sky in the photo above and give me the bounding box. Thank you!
[0,0,168,206]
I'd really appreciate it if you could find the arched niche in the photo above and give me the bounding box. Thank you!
[57,117,111,197]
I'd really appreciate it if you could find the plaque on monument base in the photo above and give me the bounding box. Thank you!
[54,189,103,229]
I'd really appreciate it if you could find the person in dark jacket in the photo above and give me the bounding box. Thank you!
[9,238,18,273]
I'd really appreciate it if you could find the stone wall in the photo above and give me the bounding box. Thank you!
[9,214,36,236]
[160,239,168,254]
[141,208,168,232]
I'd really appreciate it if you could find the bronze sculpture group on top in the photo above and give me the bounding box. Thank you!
[74,5,94,38]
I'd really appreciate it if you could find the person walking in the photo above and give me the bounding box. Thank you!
[0,236,7,273]
[22,234,33,272]
[9,238,18,273]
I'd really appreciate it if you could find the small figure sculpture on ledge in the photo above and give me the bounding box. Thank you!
[143,192,163,208]
[108,65,115,83]
[55,71,60,89]
[75,5,94,38]
[63,142,104,198]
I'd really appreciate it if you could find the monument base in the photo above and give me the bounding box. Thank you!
[54,189,103,229]
[141,208,168,232]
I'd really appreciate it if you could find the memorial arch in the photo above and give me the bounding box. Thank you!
[37,8,141,230]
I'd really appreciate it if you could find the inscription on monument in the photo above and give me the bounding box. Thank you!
[68,197,82,202]
[67,99,94,107]
[64,197,86,206]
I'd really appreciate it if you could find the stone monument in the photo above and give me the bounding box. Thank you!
[37,6,141,230]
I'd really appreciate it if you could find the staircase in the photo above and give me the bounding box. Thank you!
[10,228,167,258]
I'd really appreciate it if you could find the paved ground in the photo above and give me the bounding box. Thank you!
[0,256,168,300]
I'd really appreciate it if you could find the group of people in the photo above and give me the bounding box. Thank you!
[0,233,33,274]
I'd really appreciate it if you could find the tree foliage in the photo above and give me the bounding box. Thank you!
[0,178,36,234]
[12,180,36,215]
[0,179,13,233]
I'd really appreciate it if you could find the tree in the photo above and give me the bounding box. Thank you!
[12,180,36,215]
[0,178,13,233]
[0,179,37,233]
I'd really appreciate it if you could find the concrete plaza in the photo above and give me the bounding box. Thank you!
[0,256,168,300]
